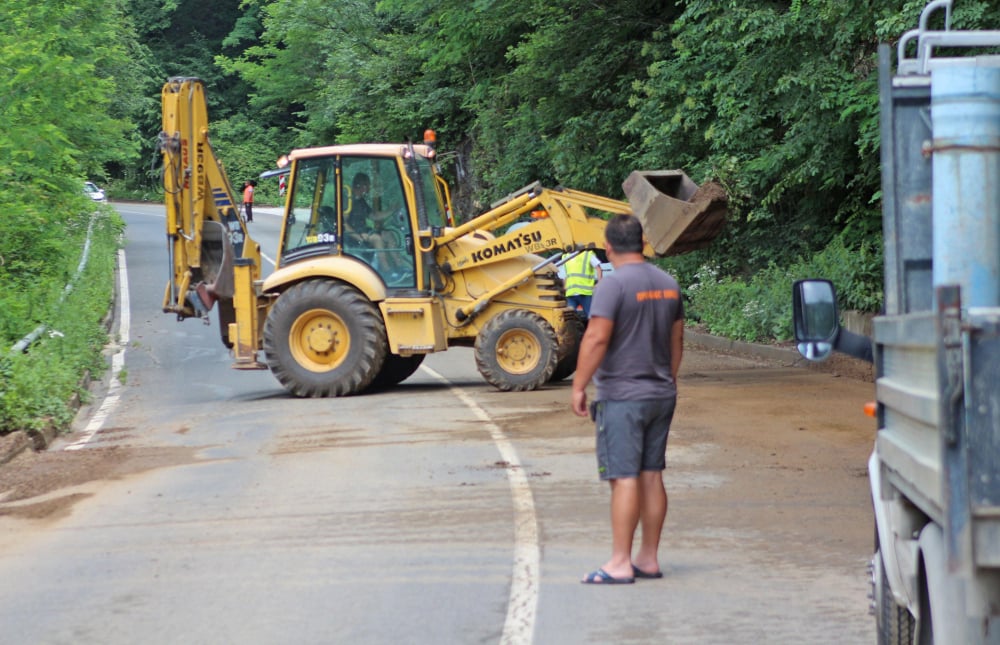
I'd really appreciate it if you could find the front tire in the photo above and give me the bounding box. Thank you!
[551,311,586,382]
[875,547,916,645]
[263,280,387,397]
[475,309,558,391]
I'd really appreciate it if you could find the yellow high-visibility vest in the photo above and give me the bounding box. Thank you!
[564,251,598,296]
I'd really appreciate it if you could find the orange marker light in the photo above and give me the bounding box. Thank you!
[530,209,548,219]
[864,401,877,417]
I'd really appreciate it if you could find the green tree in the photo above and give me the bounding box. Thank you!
[0,0,139,193]
[469,0,681,198]
[0,0,139,433]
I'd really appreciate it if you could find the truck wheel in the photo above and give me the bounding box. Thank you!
[475,309,558,391]
[264,280,387,397]
[370,354,425,389]
[550,311,586,382]
[875,547,916,645]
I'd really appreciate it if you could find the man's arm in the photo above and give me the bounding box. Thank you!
[571,315,613,417]
[669,318,684,385]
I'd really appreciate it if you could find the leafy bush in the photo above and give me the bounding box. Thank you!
[677,235,882,343]
[0,209,123,434]
[681,264,794,342]
[804,236,883,312]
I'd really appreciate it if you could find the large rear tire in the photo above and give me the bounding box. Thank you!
[370,354,425,389]
[475,309,558,391]
[550,311,586,382]
[263,280,387,397]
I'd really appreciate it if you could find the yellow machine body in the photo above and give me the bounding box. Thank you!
[159,77,727,396]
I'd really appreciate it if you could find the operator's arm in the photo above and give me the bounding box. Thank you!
[590,253,603,281]
[572,316,613,417]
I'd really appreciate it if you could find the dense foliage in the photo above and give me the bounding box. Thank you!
[208,0,1000,297]
[0,2,133,433]
[5,0,1000,432]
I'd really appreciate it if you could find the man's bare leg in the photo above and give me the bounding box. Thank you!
[633,470,667,575]
[600,477,639,579]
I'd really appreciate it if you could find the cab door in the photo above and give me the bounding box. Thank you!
[340,156,416,289]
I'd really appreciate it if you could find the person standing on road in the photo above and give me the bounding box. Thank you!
[242,180,256,223]
[572,213,684,585]
[563,249,603,318]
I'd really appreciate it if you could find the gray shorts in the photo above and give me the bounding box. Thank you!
[592,398,676,480]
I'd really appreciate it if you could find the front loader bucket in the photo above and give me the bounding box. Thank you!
[624,171,728,256]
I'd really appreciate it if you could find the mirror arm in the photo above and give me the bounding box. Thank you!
[833,329,874,364]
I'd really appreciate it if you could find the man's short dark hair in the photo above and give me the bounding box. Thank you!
[605,214,644,254]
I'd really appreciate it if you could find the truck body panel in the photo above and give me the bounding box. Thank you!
[874,3,1000,641]
[796,3,1000,641]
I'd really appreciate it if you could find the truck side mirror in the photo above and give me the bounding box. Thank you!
[792,279,840,362]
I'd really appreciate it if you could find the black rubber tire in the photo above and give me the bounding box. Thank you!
[876,547,916,645]
[370,354,425,389]
[217,298,236,349]
[474,309,558,391]
[263,280,387,397]
[916,568,933,645]
[550,311,586,382]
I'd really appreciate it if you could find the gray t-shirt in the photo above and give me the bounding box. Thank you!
[589,262,684,401]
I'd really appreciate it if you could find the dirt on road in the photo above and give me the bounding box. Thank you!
[0,339,879,643]
[0,336,872,533]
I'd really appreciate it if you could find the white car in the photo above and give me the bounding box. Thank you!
[84,181,106,202]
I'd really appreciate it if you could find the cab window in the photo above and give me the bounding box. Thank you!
[280,156,338,262]
[411,156,449,229]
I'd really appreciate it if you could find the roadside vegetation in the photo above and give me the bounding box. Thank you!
[3,0,997,433]
[0,2,131,434]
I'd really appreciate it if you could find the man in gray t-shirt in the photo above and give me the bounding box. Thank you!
[572,214,684,585]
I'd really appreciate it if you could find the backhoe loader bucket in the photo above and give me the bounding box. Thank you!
[624,171,728,256]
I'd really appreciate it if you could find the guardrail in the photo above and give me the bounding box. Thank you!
[8,211,99,354]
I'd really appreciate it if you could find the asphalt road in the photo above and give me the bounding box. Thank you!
[0,203,878,644]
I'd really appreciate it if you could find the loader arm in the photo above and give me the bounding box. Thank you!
[158,77,265,367]
[434,185,644,323]
[434,177,726,324]
[437,185,638,274]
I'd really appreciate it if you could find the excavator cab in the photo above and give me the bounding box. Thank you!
[277,147,447,290]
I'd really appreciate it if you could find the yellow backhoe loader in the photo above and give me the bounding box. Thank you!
[158,77,727,396]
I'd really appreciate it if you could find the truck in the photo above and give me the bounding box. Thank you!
[793,2,1000,642]
[157,77,726,397]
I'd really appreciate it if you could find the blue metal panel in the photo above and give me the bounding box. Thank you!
[878,46,935,317]
[966,310,1000,512]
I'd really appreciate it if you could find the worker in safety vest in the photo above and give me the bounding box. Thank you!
[563,249,603,318]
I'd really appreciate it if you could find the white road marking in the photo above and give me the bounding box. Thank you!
[77,208,535,635]
[420,365,540,645]
[65,249,130,451]
[68,207,279,451]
